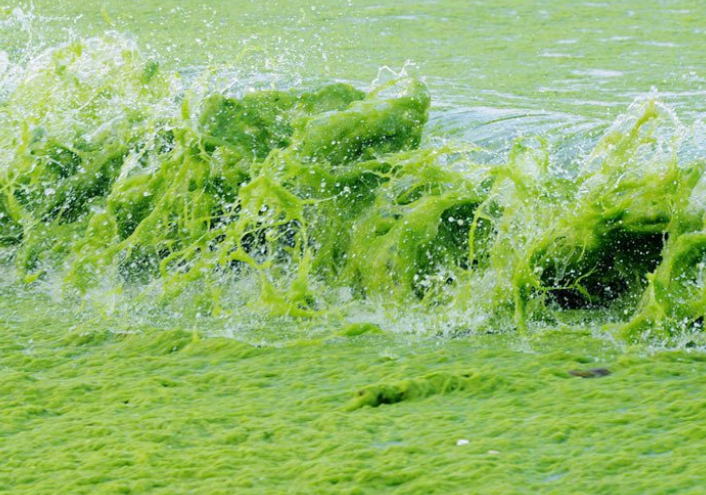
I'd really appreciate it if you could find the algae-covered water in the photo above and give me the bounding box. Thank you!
[3,1,706,493]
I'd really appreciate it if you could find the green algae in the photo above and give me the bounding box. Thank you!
[623,231,706,339]
[3,3,706,494]
[2,291,706,494]
[198,83,366,160]
[337,322,384,338]
[2,36,706,340]
[347,371,489,410]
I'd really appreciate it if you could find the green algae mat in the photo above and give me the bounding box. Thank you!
[3,0,706,493]
[3,293,706,494]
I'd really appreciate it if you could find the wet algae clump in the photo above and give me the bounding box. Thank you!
[3,37,706,340]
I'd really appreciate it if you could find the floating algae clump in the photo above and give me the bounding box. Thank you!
[199,83,366,160]
[346,370,503,410]
[2,35,706,340]
[293,79,429,164]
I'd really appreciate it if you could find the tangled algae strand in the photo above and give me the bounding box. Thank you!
[3,35,706,341]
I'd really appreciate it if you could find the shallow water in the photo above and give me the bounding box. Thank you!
[2,0,706,493]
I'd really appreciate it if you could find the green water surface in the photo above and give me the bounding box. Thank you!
[11,0,706,123]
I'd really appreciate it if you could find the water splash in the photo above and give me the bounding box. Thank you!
[1,33,706,344]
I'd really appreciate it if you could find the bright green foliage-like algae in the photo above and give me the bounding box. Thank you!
[3,36,706,341]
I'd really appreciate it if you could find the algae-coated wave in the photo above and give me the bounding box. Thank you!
[2,35,706,340]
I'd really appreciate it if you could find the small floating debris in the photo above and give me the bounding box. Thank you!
[456,439,470,446]
[568,368,612,378]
